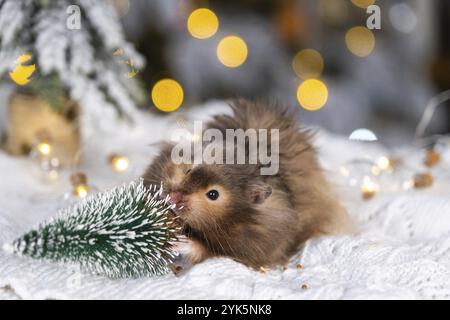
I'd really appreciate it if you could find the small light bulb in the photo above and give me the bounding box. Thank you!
[402,179,414,190]
[339,166,350,177]
[74,184,89,198]
[110,154,130,172]
[361,176,379,200]
[377,156,392,171]
[37,142,52,156]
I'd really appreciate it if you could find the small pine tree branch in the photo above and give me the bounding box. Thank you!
[0,0,146,120]
[5,180,180,278]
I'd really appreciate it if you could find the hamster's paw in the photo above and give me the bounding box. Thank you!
[170,237,207,275]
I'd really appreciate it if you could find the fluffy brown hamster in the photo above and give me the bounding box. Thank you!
[143,99,351,269]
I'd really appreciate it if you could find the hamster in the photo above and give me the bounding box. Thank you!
[143,99,351,269]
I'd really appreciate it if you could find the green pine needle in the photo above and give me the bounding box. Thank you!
[7,180,180,278]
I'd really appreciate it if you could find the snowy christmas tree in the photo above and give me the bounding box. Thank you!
[4,180,180,278]
[0,0,146,120]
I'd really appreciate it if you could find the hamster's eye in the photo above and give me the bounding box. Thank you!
[185,169,191,175]
[206,190,219,201]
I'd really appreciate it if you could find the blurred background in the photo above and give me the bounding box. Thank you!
[119,0,450,145]
[1,0,450,151]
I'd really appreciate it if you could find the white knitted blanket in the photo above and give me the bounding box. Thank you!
[1,102,450,300]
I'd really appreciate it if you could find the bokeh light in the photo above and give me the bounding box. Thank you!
[74,184,89,198]
[187,8,219,39]
[292,49,324,79]
[389,3,417,34]
[349,128,378,142]
[350,0,376,9]
[217,35,248,68]
[151,79,184,112]
[361,175,379,200]
[377,156,392,171]
[345,26,375,57]
[9,53,36,86]
[110,154,130,172]
[37,142,52,156]
[296,79,328,111]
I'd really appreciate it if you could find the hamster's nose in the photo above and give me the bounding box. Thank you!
[169,190,184,205]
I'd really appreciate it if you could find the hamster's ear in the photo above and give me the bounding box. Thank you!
[249,182,272,204]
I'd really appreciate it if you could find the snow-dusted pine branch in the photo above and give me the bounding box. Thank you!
[5,180,180,278]
[0,0,146,121]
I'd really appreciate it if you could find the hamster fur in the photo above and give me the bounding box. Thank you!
[143,99,351,269]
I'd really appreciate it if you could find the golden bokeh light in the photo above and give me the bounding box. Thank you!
[110,154,130,172]
[339,166,350,177]
[351,0,376,9]
[296,79,329,111]
[217,35,248,68]
[151,79,184,112]
[37,142,52,156]
[9,53,36,86]
[361,176,379,200]
[345,26,376,57]
[74,184,89,198]
[377,156,392,171]
[187,8,219,39]
[292,49,324,79]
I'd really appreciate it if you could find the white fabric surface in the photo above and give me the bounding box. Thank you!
[1,101,450,300]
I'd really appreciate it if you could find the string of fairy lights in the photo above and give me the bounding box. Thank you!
[342,110,450,200]
[340,141,449,200]
[30,129,131,198]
